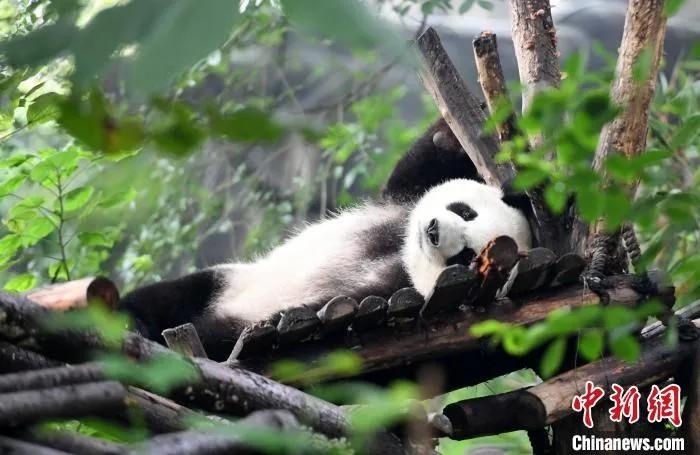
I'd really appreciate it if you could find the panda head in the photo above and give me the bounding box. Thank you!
[402,179,532,297]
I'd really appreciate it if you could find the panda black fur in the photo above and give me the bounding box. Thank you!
[118,119,532,360]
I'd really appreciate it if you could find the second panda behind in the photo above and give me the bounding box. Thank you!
[119,119,532,359]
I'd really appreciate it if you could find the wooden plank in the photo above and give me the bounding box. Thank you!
[415,26,516,189]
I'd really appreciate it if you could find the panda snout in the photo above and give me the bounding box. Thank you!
[426,218,440,246]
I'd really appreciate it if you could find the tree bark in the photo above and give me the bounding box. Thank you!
[0,341,61,373]
[508,0,561,139]
[472,31,517,143]
[0,381,127,427]
[415,26,516,189]
[578,0,668,255]
[0,362,104,393]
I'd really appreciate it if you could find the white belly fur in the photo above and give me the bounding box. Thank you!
[211,203,405,322]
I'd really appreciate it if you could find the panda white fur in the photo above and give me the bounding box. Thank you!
[118,119,532,359]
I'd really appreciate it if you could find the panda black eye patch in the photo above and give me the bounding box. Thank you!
[447,202,478,221]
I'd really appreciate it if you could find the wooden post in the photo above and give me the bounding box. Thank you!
[415,26,516,189]
[472,31,517,143]
[508,0,561,143]
[578,0,668,258]
[162,323,208,358]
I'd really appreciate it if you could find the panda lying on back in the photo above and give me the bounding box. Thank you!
[119,119,531,359]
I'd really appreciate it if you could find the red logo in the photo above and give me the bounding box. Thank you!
[571,381,606,429]
[647,384,682,427]
[572,382,682,428]
[609,384,641,424]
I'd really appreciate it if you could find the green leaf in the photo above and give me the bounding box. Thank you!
[209,107,284,143]
[664,0,685,16]
[469,320,508,337]
[610,334,641,362]
[70,0,172,86]
[27,92,63,124]
[4,273,37,292]
[477,0,493,11]
[544,182,567,214]
[602,187,630,230]
[513,169,547,190]
[9,196,45,219]
[61,186,94,212]
[127,0,239,94]
[458,0,475,13]
[77,231,114,248]
[576,188,603,221]
[540,337,566,378]
[0,20,77,67]
[0,175,26,196]
[98,189,138,208]
[281,0,402,54]
[132,255,153,273]
[670,113,700,149]
[578,329,604,361]
[21,218,56,246]
[48,261,71,281]
[603,305,638,330]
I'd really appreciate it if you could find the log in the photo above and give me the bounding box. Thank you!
[548,253,586,288]
[507,0,561,134]
[0,381,127,427]
[130,430,258,455]
[580,0,668,255]
[0,341,61,373]
[126,386,229,433]
[0,293,404,452]
[441,317,700,439]
[277,306,320,344]
[415,26,516,189]
[25,277,95,310]
[509,248,556,294]
[387,287,424,319]
[226,322,277,361]
[20,429,127,455]
[130,410,301,455]
[247,275,659,388]
[472,236,519,305]
[352,296,388,331]
[0,291,105,363]
[472,31,517,143]
[0,436,70,455]
[317,296,358,333]
[421,265,478,317]
[0,362,103,393]
[181,360,405,454]
[162,323,208,358]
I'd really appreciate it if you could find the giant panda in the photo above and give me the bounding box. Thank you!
[118,119,532,360]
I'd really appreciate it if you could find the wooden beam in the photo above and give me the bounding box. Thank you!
[0,381,127,428]
[472,31,517,143]
[441,317,700,439]
[245,275,662,388]
[415,26,516,189]
[579,0,668,256]
[0,293,405,454]
[508,0,561,138]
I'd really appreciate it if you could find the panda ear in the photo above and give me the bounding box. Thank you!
[501,179,532,215]
[501,191,531,213]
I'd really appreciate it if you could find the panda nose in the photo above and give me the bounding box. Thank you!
[426,218,440,246]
